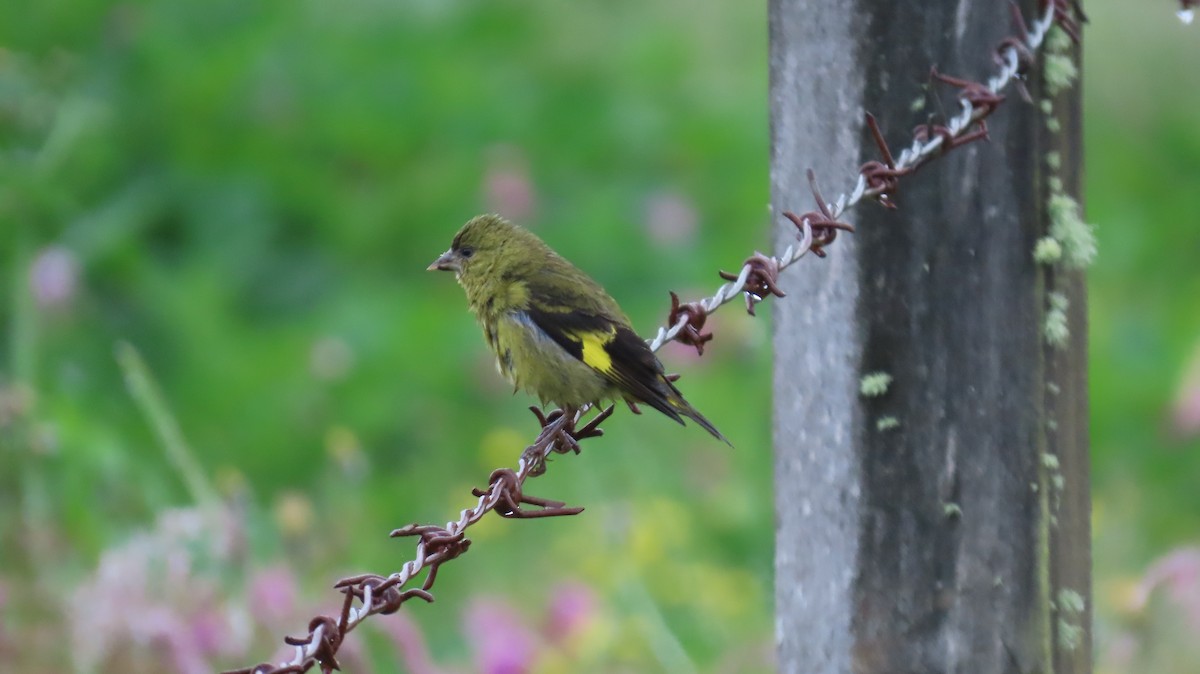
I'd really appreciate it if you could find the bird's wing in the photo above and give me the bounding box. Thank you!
[522,282,683,422]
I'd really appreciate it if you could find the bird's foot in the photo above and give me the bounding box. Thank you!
[570,404,614,445]
[522,405,615,475]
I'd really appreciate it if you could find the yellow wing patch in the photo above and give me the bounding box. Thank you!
[571,327,617,374]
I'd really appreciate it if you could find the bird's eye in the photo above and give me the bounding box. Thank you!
[460,247,474,259]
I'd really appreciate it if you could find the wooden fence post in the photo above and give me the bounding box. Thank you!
[769,1,1091,672]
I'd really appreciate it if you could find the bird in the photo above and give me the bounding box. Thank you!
[428,214,729,445]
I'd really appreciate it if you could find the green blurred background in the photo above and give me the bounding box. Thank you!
[0,1,1196,672]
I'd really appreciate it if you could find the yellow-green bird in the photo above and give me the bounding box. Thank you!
[429,214,729,444]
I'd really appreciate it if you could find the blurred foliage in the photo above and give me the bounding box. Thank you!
[1,1,771,672]
[0,0,1197,672]
[1085,3,1200,671]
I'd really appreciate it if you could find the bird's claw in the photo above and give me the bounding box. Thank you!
[522,405,614,471]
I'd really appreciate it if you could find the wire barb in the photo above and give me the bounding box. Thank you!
[719,253,786,316]
[666,291,714,355]
[859,113,912,208]
[473,468,585,518]
[1042,0,1086,42]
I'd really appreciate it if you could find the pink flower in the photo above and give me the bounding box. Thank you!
[1102,632,1139,671]
[543,582,596,645]
[0,576,7,643]
[28,246,79,310]
[1133,547,1200,633]
[464,598,539,674]
[374,612,448,674]
[248,565,298,628]
[1170,344,1200,439]
[67,506,249,672]
[192,604,245,660]
[643,191,698,247]
[483,145,537,222]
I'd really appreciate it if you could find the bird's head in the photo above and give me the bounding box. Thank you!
[429,214,548,296]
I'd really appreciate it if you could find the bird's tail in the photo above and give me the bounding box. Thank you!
[663,384,732,447]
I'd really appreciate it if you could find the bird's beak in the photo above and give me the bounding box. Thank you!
[427,249,459,272]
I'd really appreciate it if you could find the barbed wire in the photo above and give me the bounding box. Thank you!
[226,2,1075,672]
[649,0,1061,355]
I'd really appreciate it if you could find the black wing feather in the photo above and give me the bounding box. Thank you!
[520,271,729,443]
[523,305,685,424]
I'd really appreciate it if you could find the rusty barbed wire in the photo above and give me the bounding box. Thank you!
[223,406,610,674]
[229,2,1076,672]
[650,1,1064,354]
